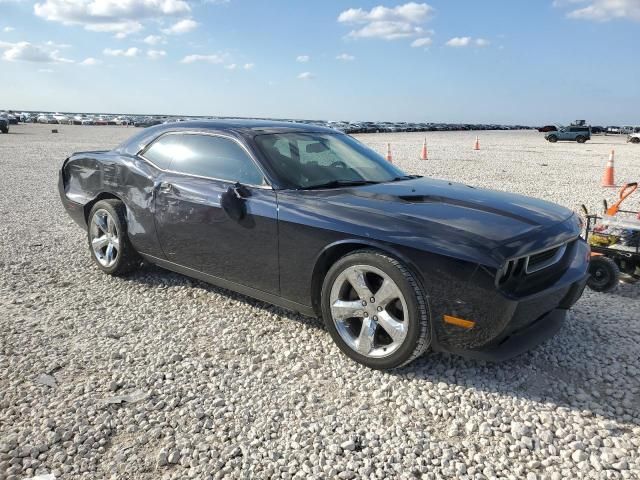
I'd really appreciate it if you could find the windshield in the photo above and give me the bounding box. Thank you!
[254,132,408,189]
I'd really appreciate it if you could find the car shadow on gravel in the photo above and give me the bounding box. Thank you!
[123,263,325,330]
[123,263,639,429]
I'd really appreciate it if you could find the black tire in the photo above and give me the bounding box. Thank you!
[321,250,431,370]
[87,199,141,276]
[1,128,8,134]
[587,256,619,293]
[630,137,640,144]
[576,136,586,143]
[547,135,558,143]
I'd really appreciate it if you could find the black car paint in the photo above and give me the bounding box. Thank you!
[59,120,589,360]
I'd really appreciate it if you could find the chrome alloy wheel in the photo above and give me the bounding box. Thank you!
[89,209,120,268]
[329,265,408,358]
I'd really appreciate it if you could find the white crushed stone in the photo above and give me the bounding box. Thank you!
[0,124,638,479]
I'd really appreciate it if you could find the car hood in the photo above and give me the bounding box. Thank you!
[302,177,576,264]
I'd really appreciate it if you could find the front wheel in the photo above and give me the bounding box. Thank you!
[87,199,141,275]
[321,250,431,369]
[587,256,619,293]
[547,135,558,143]
[630,137,640,144]
[576,136,587,143]
[1,128,8,134]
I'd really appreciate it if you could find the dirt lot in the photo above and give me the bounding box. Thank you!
[1,124,638,480]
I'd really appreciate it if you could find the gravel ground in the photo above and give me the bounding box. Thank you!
[1,124,639,480]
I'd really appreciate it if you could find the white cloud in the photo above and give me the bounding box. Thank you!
[336,53,355,61]
[0,40,74,63]
[338,2,433,23]
[444,36,491,48]
[147,49,166,59]
[338,2,434,40]
[243,62,254,70]
[103,47,140,57]
[80,56,101,65]
[557,0,640,21]
[143,34,164,45]
[225,63,236,69]
[181,53,225,63]
[296,55,309,62]
[445,36,471,47]
[411,37,432,47]
[39,68,54,72]
[33,0,190,36]
[3,26,15,33]
[162,18,198,34]
[297,71,314,80]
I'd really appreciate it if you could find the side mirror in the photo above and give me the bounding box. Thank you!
[221,183,249,221]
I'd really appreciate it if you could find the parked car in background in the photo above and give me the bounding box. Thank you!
[538,125,558,133]
[0,114,9,133]
[6,112,18,124]
[59,120,588,369]
[591,126,604,134]
[606,126,621,134]
[545,126,591,143]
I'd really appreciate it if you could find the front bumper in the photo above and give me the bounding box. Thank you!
[430,239,589,361]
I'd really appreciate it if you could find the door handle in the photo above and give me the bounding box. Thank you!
[158,182,173,193]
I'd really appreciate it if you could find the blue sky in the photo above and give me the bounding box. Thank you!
[1,0,639,124]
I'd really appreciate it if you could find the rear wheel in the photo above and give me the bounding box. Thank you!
[587,256,619,293]
[87,199,141,275]
[547,135,558,143]
[321,250,431,369]
[576,136,587,143]
[630,137,640,144]
[1,127,8,134]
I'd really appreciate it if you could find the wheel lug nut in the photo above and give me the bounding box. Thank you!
[363,312,369,317]
[377,306,383,312]
[373,316,378,321]
[370,297,375,303]
[361,301,367,306]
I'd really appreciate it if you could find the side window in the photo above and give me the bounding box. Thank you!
[141,134,183,170]
[169,134,264,185]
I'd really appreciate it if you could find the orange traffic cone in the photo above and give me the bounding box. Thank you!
[601,149,615,187]
[474,136,480,151]
[420,138,428,160]
[386,143,393,163]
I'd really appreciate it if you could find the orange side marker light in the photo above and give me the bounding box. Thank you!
[443,315,476,329]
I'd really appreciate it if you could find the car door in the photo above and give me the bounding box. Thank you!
[145,132,280,295]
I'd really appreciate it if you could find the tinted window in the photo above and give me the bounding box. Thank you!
[142,134,182,170]
[148,134,264,185]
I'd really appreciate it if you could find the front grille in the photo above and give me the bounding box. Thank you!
[497,241,574,295]
[525,244,567,274]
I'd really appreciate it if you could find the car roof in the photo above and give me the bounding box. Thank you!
[117,119,339,155]
[162,119,336,134]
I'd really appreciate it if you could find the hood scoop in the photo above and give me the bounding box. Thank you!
[398,195,431,203]
[398,194,539,226]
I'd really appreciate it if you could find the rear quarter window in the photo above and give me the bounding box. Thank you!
[141,134,183,170]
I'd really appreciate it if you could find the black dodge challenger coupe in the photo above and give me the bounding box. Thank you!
[59,120,589,369]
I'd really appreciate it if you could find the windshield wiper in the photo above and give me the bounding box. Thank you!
[389,175,422,182]
[299,180,380,190]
